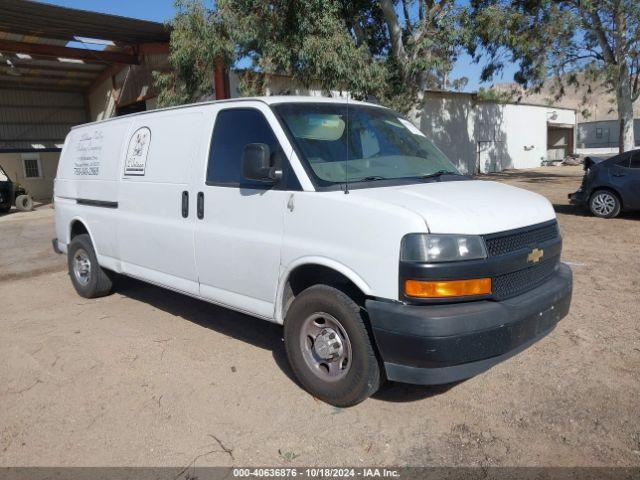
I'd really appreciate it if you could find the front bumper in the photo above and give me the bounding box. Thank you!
[366,263,572,385]
[568,188,588,205]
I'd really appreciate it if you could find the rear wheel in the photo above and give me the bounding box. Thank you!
[67,234,114,298]
[284,285,381,407]
[589,190,621,218]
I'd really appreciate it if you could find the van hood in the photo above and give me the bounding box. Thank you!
[349,180,556,235]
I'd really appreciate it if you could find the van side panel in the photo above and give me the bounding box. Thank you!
[55,121,131,263]
[278,191,427,321]
[116,110,205,295]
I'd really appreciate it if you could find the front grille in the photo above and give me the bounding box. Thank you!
[493,256,559,300]
[484,221,559,257]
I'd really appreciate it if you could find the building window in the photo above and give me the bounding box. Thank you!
[595,127,603,139]
[22,153,42,179]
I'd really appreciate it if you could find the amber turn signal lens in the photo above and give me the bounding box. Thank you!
[404,278,492,298]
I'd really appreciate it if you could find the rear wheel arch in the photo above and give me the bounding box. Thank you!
[69,219,91,244]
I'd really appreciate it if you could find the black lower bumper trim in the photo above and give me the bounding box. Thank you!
[366,263,572,385]
[569,190,588,205]
[383,325,555,385]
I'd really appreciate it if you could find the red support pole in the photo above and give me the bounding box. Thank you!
[214,58,227,100]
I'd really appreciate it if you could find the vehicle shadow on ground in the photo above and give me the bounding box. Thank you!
[114,276,459,404]
[552,204,591,217]
[0,202,50,218]
[0,208,20,217]
[114,275,295,380]
[373,381,459,403]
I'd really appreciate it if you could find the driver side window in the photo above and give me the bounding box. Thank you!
[207,108,281,188]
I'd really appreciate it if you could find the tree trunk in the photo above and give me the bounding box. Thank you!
[380,0,407,68]
[617,68,635,153]
[611,4,634,154]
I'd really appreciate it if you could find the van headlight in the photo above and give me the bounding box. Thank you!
[401,234,487,263]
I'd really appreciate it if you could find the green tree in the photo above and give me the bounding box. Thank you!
[156,0,467,112]
[468,0,640,153]
[154,0,234,106]
[221,0,386,99]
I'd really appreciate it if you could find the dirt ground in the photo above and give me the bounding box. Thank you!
[0,165,638,467]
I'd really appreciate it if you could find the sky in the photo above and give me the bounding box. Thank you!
[38,0,519,92]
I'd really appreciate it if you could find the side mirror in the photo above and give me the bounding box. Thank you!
[241,143,282,183]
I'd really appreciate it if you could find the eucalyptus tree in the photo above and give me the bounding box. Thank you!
[469,0,640,153]
[156,0,467,113]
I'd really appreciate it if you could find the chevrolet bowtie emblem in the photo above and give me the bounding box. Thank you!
[527,248,544,263]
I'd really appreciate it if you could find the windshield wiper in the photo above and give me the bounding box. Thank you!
[420,170,460,179]
[357,175,388,182]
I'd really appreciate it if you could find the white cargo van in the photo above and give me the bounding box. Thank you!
[53,97,572,406]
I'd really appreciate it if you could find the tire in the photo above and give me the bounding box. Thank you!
[15,194,33,211]
[67,234,114,298]
[284,285,381,407]
[589,189,621,218]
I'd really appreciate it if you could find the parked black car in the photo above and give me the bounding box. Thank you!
[0,164,27,213]
[569,149,640,218]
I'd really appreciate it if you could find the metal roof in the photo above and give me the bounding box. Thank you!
[0,0,170,92]
[0,1,171,149]
[0,0,169,45]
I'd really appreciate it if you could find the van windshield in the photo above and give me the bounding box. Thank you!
[273,103,459,188]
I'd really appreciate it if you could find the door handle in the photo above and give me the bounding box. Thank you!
[197,191,204,219]
[181,191,189,218]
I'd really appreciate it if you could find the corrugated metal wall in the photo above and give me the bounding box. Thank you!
[0,89,87,150]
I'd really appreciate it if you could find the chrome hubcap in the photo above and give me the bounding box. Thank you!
[73,248,91,286]
[592,193,616,216]
[300,313,351,381]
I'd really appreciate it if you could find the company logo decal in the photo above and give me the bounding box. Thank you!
[124,127,151,176]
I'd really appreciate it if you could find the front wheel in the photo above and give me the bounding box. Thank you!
[284,285,381,407]
[589,190,621,218]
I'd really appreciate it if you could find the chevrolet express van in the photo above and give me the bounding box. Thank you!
[53,97,572,406]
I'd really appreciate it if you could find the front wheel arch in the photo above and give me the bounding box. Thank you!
[278,263,369,324]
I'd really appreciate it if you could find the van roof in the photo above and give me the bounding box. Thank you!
[73,95,386,129]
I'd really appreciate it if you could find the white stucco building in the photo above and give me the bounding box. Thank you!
[418,90,577,174]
